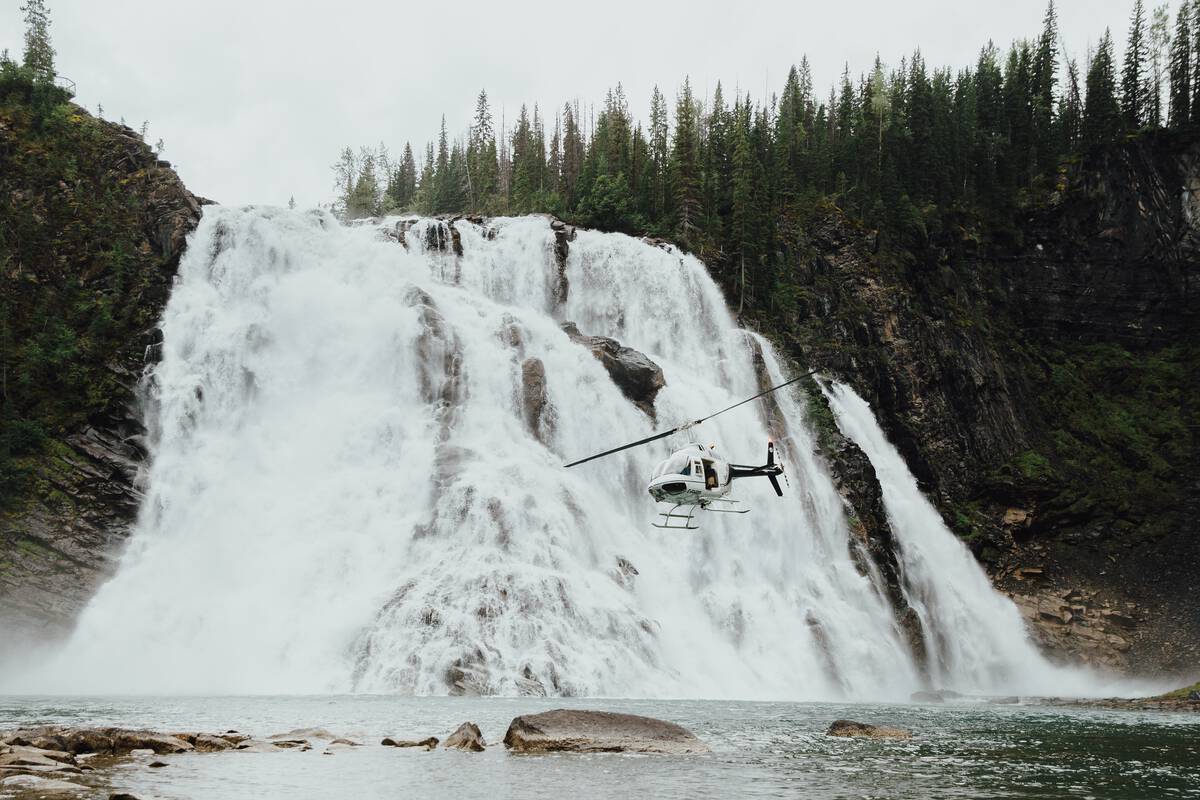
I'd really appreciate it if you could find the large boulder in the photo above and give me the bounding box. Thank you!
[502,709,709,754]
[825,720,912,739]
[561,323,664,416]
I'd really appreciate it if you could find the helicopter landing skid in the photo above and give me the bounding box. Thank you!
[652,504,699,530]
[700,497,750,514]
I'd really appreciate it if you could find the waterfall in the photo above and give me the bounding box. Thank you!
[11,209,1099,698]
[821,382,1096,696]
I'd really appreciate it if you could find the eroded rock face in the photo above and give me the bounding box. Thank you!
[502,709,709,754]
[561,323,665,416]
[825,720,912,739]
[442,722,485,752]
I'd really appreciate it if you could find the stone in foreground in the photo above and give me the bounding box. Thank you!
[502,709,710,754]
[381,736,439,750]
[442,723,485,751]
[826,720,912,739]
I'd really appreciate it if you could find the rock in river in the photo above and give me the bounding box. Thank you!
[442,723,485,752]
[502,709,709,754]
[825,720,912,739]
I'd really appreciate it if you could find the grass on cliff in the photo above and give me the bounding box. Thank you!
[994,342,1196,535]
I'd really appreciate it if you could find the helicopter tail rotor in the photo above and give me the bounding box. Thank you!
[766,441,783,496]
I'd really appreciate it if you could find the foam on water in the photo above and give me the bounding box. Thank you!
[3,209,1115,698]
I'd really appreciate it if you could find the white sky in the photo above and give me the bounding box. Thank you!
[0,0,1153,207]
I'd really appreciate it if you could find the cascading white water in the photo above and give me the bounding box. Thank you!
[9,209,1106,698]
[821,382,1108,696]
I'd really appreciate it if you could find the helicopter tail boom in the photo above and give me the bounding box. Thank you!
[729,441,786,497]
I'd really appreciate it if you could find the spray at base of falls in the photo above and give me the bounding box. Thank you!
[6,209,1113,698]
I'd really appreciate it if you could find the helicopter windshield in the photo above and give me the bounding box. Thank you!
[652,453,692,478]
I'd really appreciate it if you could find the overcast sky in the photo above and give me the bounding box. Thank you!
[1,0,1154,207]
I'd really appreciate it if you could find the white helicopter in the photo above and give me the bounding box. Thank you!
[563,371,812,529]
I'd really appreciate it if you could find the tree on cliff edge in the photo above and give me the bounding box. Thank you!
[1085,30,1122,146]
[20,0,54,78]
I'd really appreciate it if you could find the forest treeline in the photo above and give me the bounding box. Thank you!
[340,0,1187,304]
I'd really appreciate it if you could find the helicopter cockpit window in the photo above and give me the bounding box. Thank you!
[653,453,692,478]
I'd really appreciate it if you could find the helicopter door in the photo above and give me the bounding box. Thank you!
[702,459,719,490]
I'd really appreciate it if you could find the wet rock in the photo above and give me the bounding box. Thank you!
[192,734,235,752]
[270,727,334,741]
[442,722,486,752]
[381,736,438,750]
[329,738,361,746]
[561,322,665,415]
[502,709,710,754]
[549,217,573,304]
[520,357,550,439]
[109,795,140,800]
[0,774,85,792]
[148,761,167,768]
[825,720,912,739]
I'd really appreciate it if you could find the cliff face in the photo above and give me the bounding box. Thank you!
[0,86,203,639]
[752,129,1198,676]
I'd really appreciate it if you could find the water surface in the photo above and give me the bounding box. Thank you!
[2,696,1196,799]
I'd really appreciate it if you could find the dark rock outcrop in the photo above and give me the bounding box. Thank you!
[562,322,665,415]
[502,709,709,754]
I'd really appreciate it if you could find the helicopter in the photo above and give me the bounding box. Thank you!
[563,370,815,529]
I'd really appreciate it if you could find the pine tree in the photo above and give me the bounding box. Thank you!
[671,78,702,246]
[468,89,498,210]
[648,86,670,220]
[1122,0,1149,129]
[1147,3,1170,128]
[1169,2,1192,126]
[1059,56,1083,150]
[1192,0,1200,122]
[332,147,358,217]
[1031,1,1059,170]
[347,148,381,218]
[1085,29,1122,146]
[20,0,54,78]
[387,142,417,209]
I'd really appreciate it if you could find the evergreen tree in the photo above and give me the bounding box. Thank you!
[1059,56,1084,151]
[671,78,702,246]
[468,89,498,210]
[20,0,54,78]
[1085,29,1122,146]
[386,142,417,210]
[1147,3,1170,127]
[1032,1,1059,171]
[1192,0,1200,122]
[648,86,670,220]
[332,147,358,217]
[1169,2,1192,126]
[1122,0,1149,128]
[347,148,380,218]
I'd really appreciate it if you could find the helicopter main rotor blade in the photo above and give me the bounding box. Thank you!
[561,368,819,469]
[562,426,688,468]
